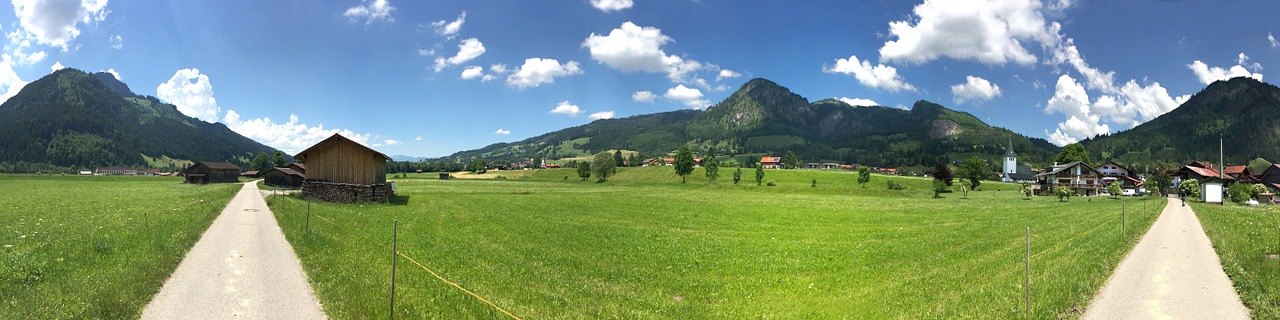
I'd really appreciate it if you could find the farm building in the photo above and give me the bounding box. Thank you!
[1256,165,1280,190]
[760,156,782,169]
[295,133,393,203]
[182,162,241,184]
[262,167,305,187]
[241,170,261,178]
[1035,161,1102,196]
[288,162,306,174]
[95,166,157,176]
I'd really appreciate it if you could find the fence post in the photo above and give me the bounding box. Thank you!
[390,219,398,319]
[1025,227,1031,320]
[306,195,311,236]
[1122,202,1126,238]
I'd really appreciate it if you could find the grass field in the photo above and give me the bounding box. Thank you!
[1192,202,1280,318]
[269,166,1164,318]
[0,175,239,318]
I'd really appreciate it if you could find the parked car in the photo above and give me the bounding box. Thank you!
[1122,189,1136,196]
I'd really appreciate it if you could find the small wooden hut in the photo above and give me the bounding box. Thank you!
[262,167,305,187]
[295,134,393,203]
[183,161,241,184]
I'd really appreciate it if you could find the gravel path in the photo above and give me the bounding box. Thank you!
[1082,197,1248,319]
[142,181,327,319]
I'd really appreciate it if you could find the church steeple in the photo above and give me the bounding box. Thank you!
[1005,139,1016,158]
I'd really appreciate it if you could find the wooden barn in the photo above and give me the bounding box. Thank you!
[296,133,393,203]
[262,167,305,187]
[182,161,241,184]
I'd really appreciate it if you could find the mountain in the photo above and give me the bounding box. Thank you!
[391,154,428,162]
[433,78,1060,168]
[0,68,280,171]
[1084,77,1280,168]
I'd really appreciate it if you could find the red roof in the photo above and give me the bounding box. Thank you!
[1224,165,1247,175]
[1185,166,1225,179]
[760,156,781,163]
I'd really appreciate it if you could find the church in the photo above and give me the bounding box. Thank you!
[1001,140,1037,183]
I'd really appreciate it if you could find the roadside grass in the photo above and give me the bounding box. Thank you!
[270,168,1162,318]
[0,175,239,318]
[1192,202,1280,318]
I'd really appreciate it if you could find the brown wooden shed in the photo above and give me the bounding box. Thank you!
[183,161,241,184]
[262,167,305,187]
[295,133,394,203]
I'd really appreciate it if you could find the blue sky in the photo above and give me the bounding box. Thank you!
[0,0,1275,157]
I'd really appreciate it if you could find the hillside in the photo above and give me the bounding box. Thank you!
[1083,77,1280,168]
[0,69,279,171]
[435,78,1060,167]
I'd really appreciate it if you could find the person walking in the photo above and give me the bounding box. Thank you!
[1180,190,1186,207]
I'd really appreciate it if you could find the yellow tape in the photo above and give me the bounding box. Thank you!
[396,251,522,320]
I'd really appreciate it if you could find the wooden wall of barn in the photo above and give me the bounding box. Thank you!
[305,140,387,185]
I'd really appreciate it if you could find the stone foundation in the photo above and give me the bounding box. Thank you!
[302,180,393,203]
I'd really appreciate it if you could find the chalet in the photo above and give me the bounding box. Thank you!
[1173,164,1232,185]
[760,156,782,169]
[1257,164,1280,191]
[1035,161,1103,196]
[182,162,241,184]
[1223,165,1255,182]
[1097,161,1142,189]
[262,167,305,187]
[296,133,393,203]
[663,158,675,166]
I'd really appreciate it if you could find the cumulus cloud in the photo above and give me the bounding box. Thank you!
[664,84,710,109]
[157,68,221,123]
[589,111,615,120]
[583,21,709,84]
[1044,75,1108,146]
[433,38,486,72]
[0,62,28,105]
[506,58,582,89]
[344,0,395,24]
[823,53,916,92]
[1187,53,1264,85]
[590,0,633,12]
[549,101,582,116]
[836,97,879,107]
[878,0,1060,65]
[223,111,376,154]
[716,69,741,81]
[1270,32,1278,48]
[9,0,110,51]
[951,75,1002,104]
[632,90,656,102]
[494,128,511,135]
[109,35,123,49]
[430,11,465,39]
[50,61,64,72]
[460,66,484,80]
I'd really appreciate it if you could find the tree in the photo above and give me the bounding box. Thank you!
[857,166,871,188]
[468,159,487,174]
[272,150,287,168]
[1107,181,1122,198]
[614,150,625,167]
[704,146,719,181]
[733,167,742,185]
[1054,186,1074,202]
[532,156,542,169]
[1145,170,1173,196]
[627,153,638,167]
[593,151,616,182]
[1228,182,1253,204]
[576,161,591,181]
[1054,143,1092,166]
[932,180,948,198]
[782,150,800,169]
[755,163,765,186]
[956,156,990,190]
[933,161,953,187]
[674,145,695,183]
[1022,185,1034,200]
[251,151,271,172]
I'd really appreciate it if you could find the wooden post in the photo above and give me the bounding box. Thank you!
[390,219,398,319]
[1122,202,1126,238]
[1025,227,1030,319]
[306,195,311,235]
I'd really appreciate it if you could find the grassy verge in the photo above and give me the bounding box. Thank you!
[272,167,1162,318]
[1192,202,1280,317]
[0,175,240,318]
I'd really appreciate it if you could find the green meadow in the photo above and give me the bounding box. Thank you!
[1193,202,1280,318]
[0,175,238,319]
[269,166,1165,318]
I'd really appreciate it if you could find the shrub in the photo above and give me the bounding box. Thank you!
[1251,183,1267,197]
[494,175,507,180]
[886,180,904,190]
[1178,179,1200,200]
[1228,182,1253,204]
[766,180,777,187]
[932,180,948,198]
[1053,186,1073,202]
[1022,185,1034,200]
[811,179,817,188]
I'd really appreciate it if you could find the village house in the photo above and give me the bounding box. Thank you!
[1096,161,1143,189]
[760,156,782,169]
[95,166,157,176]
[262,167,305,188]
[241,170,261,178]
[1255,164,1280,191]
[1223,165,1255,182]
[182,161,241,184]
[1035,161,1103,196]
[296,133,393,203]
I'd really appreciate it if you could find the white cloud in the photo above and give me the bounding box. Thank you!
[430,11,465,39]
[589,111,615,120]
[0,62,28,105]
[1187,53,1264,85]
[1270,32,1278,48]
[823,53,916,92]
[383,139,401,146]
[99,68,120,80]
[549,101,582,116]
[494,128,511,135]
[716,69,741,81]
[632,90,656,102]
[50,61,64,72]
[506,58,582,89]
[1048,39,1116,93]
[664,84,710,109]
[156,68,220,123]
[1043,74,1109,146]
[344,0,395,24]
[414,136,423,141]
[108,34,122,49]
[590,0,633,12]
[951,75,1002,104]
[9,0,110,51]
[417,49,434,56]
[836,97,879,107]
[460,66,484,80]
[489,64,508,74]
[582,21,709,84]
[433,38,485,72]
[223,111,376,154]
[878,0,1060,65]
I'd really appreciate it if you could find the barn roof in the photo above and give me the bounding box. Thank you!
[264,167,305,177]
[294,133,391,161]
[196,161,240,171]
